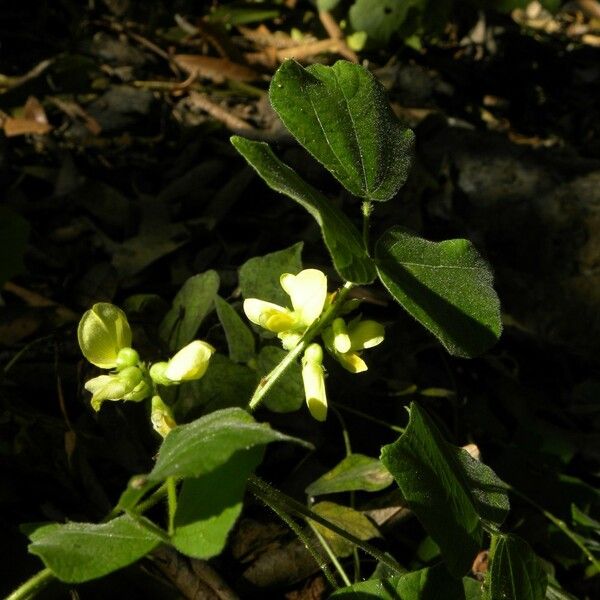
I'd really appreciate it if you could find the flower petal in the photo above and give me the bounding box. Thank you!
[336,351,368,374]
[282,269,327,326]
[165,340,215,382]
[77,303,132,369]
[302,344,328,422]
[349,320,385,351]
[243,299,297,333]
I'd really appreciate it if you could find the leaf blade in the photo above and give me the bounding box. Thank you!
[375,227,502,358]
[380,402,510,576]
[269,60,414,201]
[231,136,375,284]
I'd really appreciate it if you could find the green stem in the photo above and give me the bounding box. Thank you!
[256,490,339,589]
[5,568,55,600]
[308,520,351,587]
[332,402,406,434]
[248,282,355,412]
[135,481,170,515]
[361,201,373,254]
[166,477,177,536]
[509,487,600,572]
[248,475,402,576]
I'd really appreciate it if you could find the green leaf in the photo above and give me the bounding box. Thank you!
[148,407,310,481]
[215,296,255,363]
[269,60,414,202]
[311,501,380,557]
[306,454,393,496]
[485,534,547,600]
[28,515,162,583]
[0,206,30,286]
[231,136,375,284]
[257,346,304,413]
[239,242,303,306]
[159,270,220,351]
[380,402,510,576]
[186,354,256,413]
[375,227,502,358]
[349,0,423,44]
[331,564,474,599]
[172,447,263,559]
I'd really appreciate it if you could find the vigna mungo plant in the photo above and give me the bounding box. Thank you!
[8,59,563,600]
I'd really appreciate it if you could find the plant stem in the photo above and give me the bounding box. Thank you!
[509,486,600,572]
[332,402,406,434]
[135,481,170,515]
[255,489,339,589]
[248,282,355,412]
[5,568,55,600]
[248,475,402,576]
[361,201,373,253]
[167,477,177,536]
[308,520,351,587]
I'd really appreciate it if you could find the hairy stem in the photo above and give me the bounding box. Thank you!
[5,568,55,600]
[248,475,402,576]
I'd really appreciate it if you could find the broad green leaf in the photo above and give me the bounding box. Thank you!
[331,564,475,599]
[349,0,423,44]
[380,402,510,576]
[306,454,393,496]
[375,227,502,358]
[215,296,255,363]
[159,270,220,350]
[172,447,263,559]
[231,136,375,284]
[311,501,380,557]
[269,60,414,202]
[0,206,30,286]
[115,476,157,512]
[257,346,304,413]
[28,515,161,583]
[239,242,303,306]
[485,534,547,600]
[148,407,310,481]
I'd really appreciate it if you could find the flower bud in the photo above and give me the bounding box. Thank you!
[84,366,149,411]
[302,343,328,422]
[331,318,351,353]
[78,303,132,369]
[164,340,215,382]
[149,362,171,386]
[151,395,176,438]
[115,347,139,371]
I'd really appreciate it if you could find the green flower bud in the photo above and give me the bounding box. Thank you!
[149,361,172,386]
[302,343,327,422]
[151,395,176,438]
[77,303,132,369]
[115,347,140,370]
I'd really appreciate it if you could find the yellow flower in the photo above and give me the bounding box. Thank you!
[150,341,215,385]
[244,269,328,349]
[323,318,384,373]
[84,366,150,411]
[302,343,328,422]
[77,303,132,369]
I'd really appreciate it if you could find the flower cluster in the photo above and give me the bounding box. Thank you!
[244,270,384,422]
[78,303,214,436]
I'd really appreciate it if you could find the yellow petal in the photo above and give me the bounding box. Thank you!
[281,269,327,326]
[337,351,368,374]
[332,318,351,353]
[165,340,215,382]
[243,299,296,332]
[302,344,327,421]
[77,303,132,369]
[349,320,385,351]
